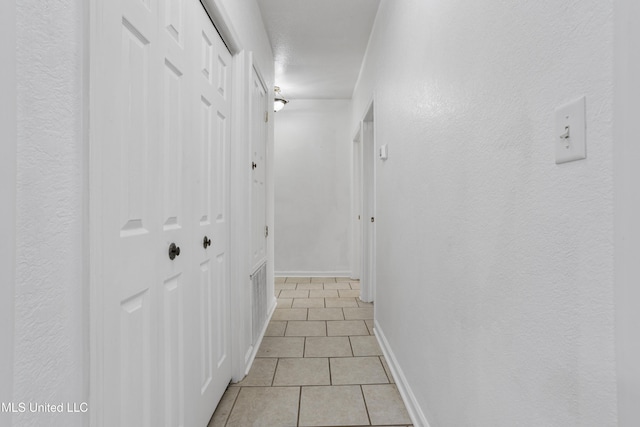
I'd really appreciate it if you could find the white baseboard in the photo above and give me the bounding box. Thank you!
[374,320,431,427]
[242,296,277,377]
[274,270,352,278]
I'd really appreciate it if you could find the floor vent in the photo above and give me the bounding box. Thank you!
[250,262,268,345]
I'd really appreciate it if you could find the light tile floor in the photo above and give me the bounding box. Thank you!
[208,277,413,427]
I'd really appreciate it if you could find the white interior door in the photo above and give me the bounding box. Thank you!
[251,69,267,272]
[91,0,231,425]
[361,107,375,303]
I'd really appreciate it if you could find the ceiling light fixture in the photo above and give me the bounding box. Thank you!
[274,86,289,112]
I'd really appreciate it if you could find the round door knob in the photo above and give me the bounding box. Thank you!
[168,243,181,260]
[203,236,212,249]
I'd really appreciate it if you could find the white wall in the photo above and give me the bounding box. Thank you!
[614,0,640,425]
[13,0,87,426]
[353,1,616,426]
[274,99,351,276]
[1,1,17,426]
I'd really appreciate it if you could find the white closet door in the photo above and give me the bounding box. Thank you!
[188,5,232,426]
[92,0,232,425]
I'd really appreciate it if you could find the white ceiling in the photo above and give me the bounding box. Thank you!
[256,0,381,99]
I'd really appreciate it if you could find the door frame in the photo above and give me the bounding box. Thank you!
[0,1,16,423]
[88,0,249,423]
[351,126,362,280]
[359,99,376,303]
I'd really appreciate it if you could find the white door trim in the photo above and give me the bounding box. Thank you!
[0,1,17,423]
[351,125,362,280]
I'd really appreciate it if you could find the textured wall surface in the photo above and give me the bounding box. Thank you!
[1,1,17,426]
[275,100,351,275]
[352,1,617,425]
[14,0,86,426]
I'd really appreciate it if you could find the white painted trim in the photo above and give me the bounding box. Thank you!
[0,1,16,423]
[350,124,363,280]
[275,271,353,278]
[375,320,431,427]
[229,49,252,383]
[614,0,640,424]
[235,296,277,381]
[199,0,243,54]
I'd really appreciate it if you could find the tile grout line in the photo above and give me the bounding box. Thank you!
[296,386,302,427]
[360,384,373,426]
[222,385,241,427]
[271,358,280,386]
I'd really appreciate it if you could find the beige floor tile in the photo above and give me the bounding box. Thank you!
[350,335,383,356]
[305,337,352,357]
[226,386,300,427]
[274,276,287,284]
[276,298,293,308]
[265,321,287,336]
[380,356,394,383]
[343,307,374,320]
[273,358,330,386]
[256,337,304,358]
[296,283,323,290]
[335,277,352,282]
[234,358,277,386]
[323,283,351,290]
[327,320,369,336]
[330,357,389,385]
[272,308,307,321]
[362,384,412,425]
[357,299,373,307]
[285,320,326,337]
[350,282,361,290]
[325,297,358,308]
[338,289,360,298]
[365,319,375,335]
[299,385,369,426]
[275,283,296,290]
[308,308,344,321]
[292,298,325,308]
[274,289,280,298]
[207,386,239,427]
[309,289,339,298]
[279,289,309,299]
[286,276,310,283]
[311,277,334,283]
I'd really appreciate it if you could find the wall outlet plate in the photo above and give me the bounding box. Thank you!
[555,96,586,164]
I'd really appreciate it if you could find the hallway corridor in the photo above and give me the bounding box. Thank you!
[208,277,412,426]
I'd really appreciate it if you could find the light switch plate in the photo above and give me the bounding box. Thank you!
[379,144,388,160]
[555,96,586,164]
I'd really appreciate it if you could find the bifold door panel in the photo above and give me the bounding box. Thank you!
[92,0,232,425]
